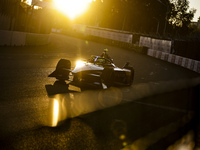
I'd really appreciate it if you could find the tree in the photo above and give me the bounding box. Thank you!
[168,0,196,35]
[85,0,185,35]
[87,0,168,33]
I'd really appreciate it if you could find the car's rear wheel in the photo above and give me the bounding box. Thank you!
[56,59,71,70]
[48,59,71,81]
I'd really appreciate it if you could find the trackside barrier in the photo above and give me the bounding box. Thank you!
[0,30,12,45]
[51,28,62,33]
[72,24,133,43]
[63,27,199,74]
[0,30,50,46]
[11,31,26,46]
[148,49,200,73]
[26,33,51,46]
[25,33,38,46]
[66,27,148,55]
[139,36,172,53]
[38,34,51,45]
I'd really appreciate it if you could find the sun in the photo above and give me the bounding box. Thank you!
[53,0,93,20]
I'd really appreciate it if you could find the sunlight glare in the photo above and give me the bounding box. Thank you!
[53,0,94,19]
[76,60,85,67]
[52,99,59,126]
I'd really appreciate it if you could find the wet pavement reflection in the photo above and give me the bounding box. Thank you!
[45,80,123,127]
[45,77,200,127]
[1,78,199,149]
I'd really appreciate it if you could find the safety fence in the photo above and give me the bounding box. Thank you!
[0,30,50,46]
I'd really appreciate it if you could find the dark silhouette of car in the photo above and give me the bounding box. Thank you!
[48,55,134,89]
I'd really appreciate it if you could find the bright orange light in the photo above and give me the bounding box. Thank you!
[53,0,94,20]
[76,60,85,67]
[52,99,59,126]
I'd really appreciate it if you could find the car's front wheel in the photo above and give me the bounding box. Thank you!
[48,59,71,81]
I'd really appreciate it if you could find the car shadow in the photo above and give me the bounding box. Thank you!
[45,80,104,96]
[45,80,76,96]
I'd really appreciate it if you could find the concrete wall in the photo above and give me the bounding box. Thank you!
[0,30,50,46]
[147,49,200,74]
[139,36,172,53]
[72,24,133,43]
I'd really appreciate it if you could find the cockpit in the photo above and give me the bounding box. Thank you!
[88,55,114,67]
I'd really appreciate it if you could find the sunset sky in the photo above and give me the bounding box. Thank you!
[189,0,200,21]
[29,0,200,22]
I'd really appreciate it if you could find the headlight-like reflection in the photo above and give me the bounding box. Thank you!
[52,99,59,127]
[48,94,70,127]
[76,60,85,68]
[47,87,123,127]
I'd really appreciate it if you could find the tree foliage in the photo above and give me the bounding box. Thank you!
[168,0,196,35]
[0,0,53,33]
[83,0,196,36]
[1,0,196,36]
[86,0,168,34]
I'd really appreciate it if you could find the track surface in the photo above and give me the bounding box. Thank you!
[0,33,199,149]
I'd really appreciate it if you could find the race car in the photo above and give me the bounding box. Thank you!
[48,54,134,89]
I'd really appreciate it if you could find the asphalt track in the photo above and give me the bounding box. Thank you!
[0,33,199,149]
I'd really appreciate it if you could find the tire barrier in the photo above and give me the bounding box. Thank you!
[148,49,200,74]
[0,30,50,46]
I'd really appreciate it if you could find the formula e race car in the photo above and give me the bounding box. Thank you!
[48,54,134,89]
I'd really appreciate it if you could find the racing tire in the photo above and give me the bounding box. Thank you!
[49,59,71,81]
[56,59,71,70]
[101,67,114,87]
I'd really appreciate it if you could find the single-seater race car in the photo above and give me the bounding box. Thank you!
[48,52,134,89]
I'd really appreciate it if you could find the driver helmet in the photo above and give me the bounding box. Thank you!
[104,48,108,52]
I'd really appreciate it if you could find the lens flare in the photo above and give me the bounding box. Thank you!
[53,0,93,19]
[52,99,59,126]
[76,60,85,67]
